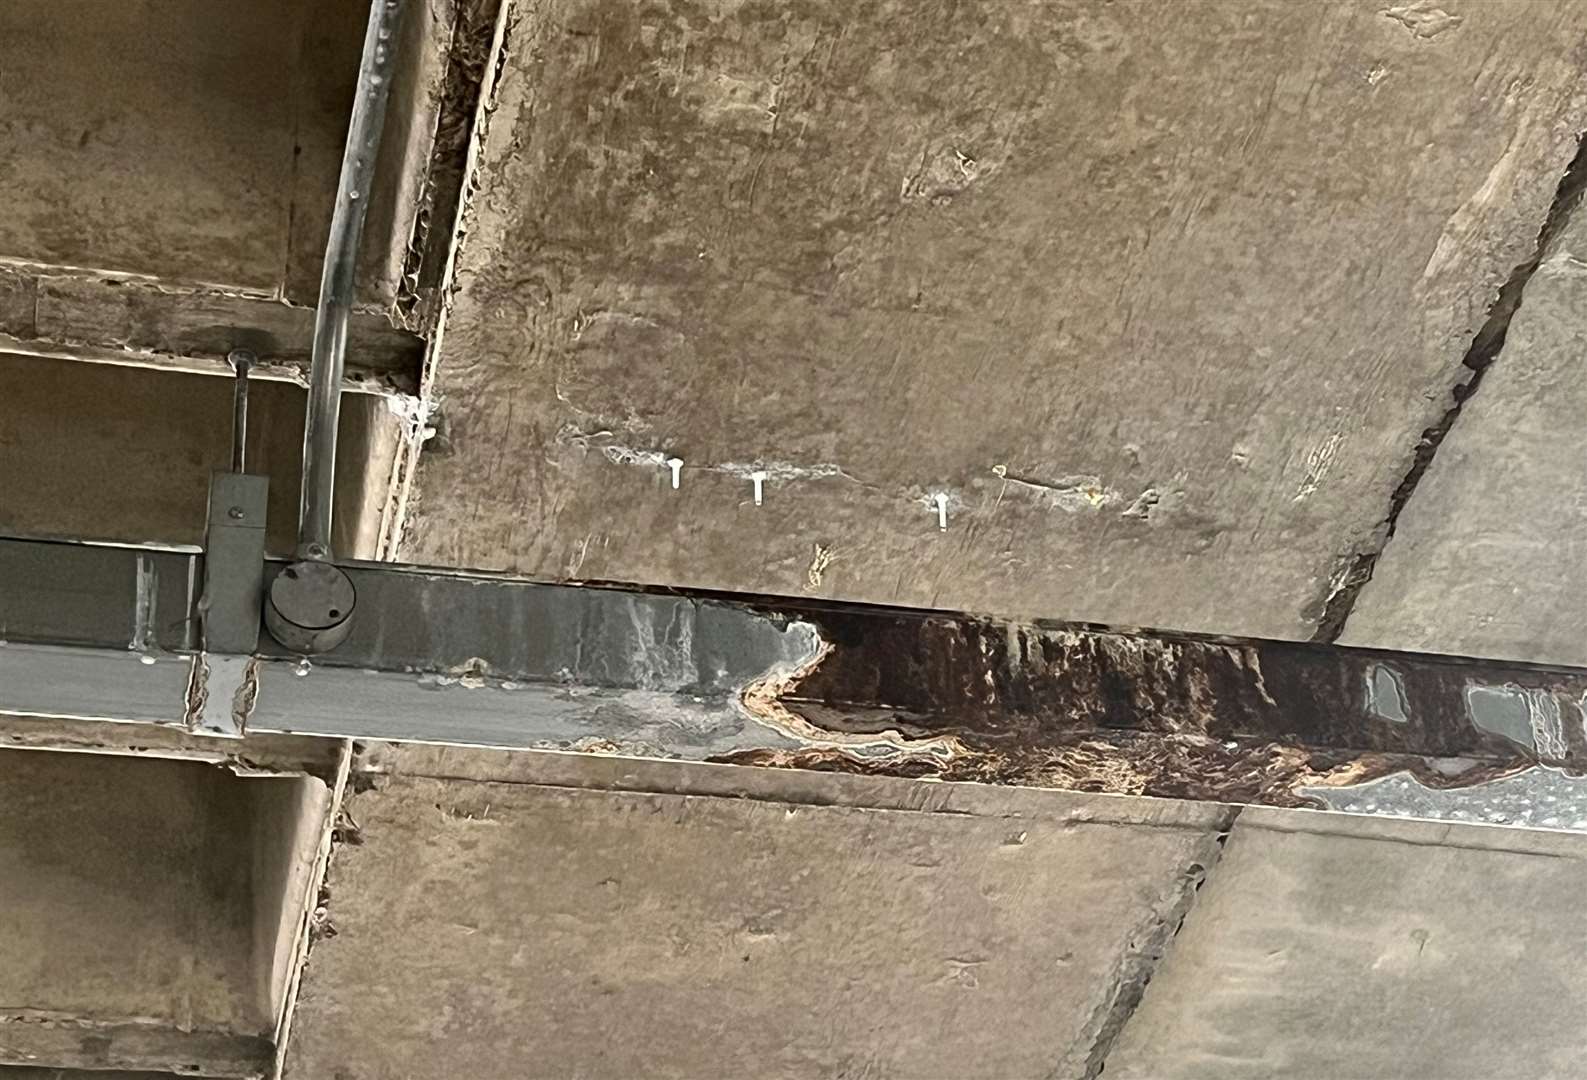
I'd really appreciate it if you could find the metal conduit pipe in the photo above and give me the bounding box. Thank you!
[227,349,253,473]
[297,0,406,561]
[268,0,404,655]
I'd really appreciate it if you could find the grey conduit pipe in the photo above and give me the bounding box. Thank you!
[297,0,405,560]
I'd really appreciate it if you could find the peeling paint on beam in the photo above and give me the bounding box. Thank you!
[7,536,1587,829]
[737,605,1587,806]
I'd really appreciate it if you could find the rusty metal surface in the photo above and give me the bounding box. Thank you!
[4,535,1586,827]
[748,604,1587,807]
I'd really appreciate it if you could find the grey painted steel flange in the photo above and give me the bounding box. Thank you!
[265,560,356,654]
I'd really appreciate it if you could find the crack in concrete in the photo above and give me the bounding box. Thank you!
[1313,132,1587,642]
[1074,806,1241,1080]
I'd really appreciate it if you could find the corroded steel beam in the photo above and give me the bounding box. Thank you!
[3,534,1585,829]
[740,604,1583,813]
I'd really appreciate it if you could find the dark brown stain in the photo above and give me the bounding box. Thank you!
[718,740,1533,811]
[716,600,1587,809]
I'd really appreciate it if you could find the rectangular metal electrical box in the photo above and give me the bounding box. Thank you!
[202,471,270,655]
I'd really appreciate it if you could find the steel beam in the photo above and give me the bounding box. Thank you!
[4,534,1587,831]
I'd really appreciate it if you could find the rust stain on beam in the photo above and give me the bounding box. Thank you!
[9,536,1587,824]
[716,605,1587,809]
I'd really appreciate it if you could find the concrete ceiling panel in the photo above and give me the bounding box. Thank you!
[404,0,1587,638]
[1340,180,1587,664]
[1103,808,1587,1079]
[0,2,308,291]
[284,773,1222,1079]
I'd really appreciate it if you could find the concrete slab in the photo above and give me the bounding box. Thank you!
[0,0,447,311]
[1341,185,1587,665]
[284,772,1223,1079]
[405,0,1587,638]
[0,354,398,556]
[1,754,263,1033]
[0,1,305,290]
[0,752,329,1074]
[1102,809,1587,1079]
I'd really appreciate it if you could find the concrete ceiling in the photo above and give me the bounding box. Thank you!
[403,0,1587,655]
[287,755,1587,1080]
[5,0,1587,1078]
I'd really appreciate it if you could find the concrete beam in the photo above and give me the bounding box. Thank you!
[0,1023,270,1077]
[0,266,422,394]
[0,715,341,777]
[4,1069,202,1080]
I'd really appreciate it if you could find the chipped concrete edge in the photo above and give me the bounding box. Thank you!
[379,0,517,561]
[355,747,1239,833]
[270,739,355,1080]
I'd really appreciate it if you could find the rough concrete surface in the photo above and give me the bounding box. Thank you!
[0,0,440,310]
[285,772,1222,1079]
[355,741,1247,832]
[249,774,337,1050]
[1103,809,1587,1080]
[1341,177,1587,665]
[0,266,424,389]
[0,354,397,556]
[0,1025,268,1079]
[0,752,326,1062]
[406,0,1587,639]
[0,1,305,290]
[0,718,342,778]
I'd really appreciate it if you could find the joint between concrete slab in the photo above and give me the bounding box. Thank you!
[1076,805,1242,1080]
[1313,130,1587,642]
[380,0,516,561]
